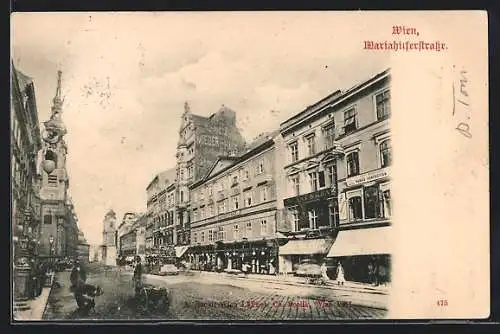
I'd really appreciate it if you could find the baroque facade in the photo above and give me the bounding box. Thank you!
[174,102,246,248]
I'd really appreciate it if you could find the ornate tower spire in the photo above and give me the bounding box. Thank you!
[184,101,191,114]
[51,70,64,115]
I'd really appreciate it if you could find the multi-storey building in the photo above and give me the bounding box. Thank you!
[188,131,288,274]
[325,69,392,283]
[117,212,138,255]
[277,68,392,282]
[174,103,246,249]
[119,229,137,258]
[11,62,43,303]
[76,231,90,262]
[146,168,176,257]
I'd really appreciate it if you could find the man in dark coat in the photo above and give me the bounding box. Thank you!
[133,256,143,297]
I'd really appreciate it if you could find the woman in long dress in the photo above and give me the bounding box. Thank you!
[336,261,345,285]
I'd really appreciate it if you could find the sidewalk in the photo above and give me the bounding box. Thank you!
[13,272,55,321]
[196,271,389,295]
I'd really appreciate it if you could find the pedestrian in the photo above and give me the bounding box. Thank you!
[29,258,38,299]
[367,262,374,285]
[132,255,144,297]
[336,261,345,286]
[320,262,329,284]
[378,263,387,287]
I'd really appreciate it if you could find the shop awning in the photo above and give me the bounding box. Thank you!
[326,226,392,257]
[175,245,189,258]
[279,238,334,256]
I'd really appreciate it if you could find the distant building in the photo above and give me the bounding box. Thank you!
[76,231,90,262]
[174,102,246,250]
[145,168,176,256]
[100,209,118,265]
[117,212,138,256]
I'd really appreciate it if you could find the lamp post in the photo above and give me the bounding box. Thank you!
[49,235,54,266]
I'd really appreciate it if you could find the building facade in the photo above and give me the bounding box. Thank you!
[11,63,43,301]
[146,168,176,256]
[117,212,138,255]
[325,69,392,284]
[119,229,137,257]
[188,131,288,274]
[174,102,246,249]
[76,231,90,262]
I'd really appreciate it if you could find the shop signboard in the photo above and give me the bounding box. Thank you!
[345,167,390,187]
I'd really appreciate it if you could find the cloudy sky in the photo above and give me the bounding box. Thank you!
[11,12,389,245]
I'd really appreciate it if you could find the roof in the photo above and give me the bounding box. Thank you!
[147,167,176,190]
[280,68,390,134]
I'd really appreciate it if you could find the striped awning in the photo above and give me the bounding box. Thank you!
[279,238,334,256]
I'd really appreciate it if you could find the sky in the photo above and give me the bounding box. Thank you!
[11,12,389,245]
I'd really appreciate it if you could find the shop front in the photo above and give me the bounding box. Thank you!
[326,225,392,285]
[189,239,281,274]
[278,237,334,274]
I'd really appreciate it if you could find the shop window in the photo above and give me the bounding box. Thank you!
[309,172,318,192]
[380,139,392,167]
[308,209,318,229]
[375,89,391,120]
[306,134,316,156]
[343,108,357,134]
[289,141,299,162]
[290,174,300,196]
[260,220,268,236]
[364,185,381,219]
[348,196,363,221]
[380,183,392,218]
[346,151,360,177]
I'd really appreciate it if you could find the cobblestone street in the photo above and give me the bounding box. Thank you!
[43,263,387,320]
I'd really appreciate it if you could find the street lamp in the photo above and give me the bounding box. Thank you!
[49,235,54,265]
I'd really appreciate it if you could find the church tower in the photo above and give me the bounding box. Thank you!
[39,70,70,258]
[102,209,117,265]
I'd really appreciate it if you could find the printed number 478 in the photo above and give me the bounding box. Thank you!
[437,300,448,306]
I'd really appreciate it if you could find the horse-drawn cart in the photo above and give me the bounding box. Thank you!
[135,284,170,312]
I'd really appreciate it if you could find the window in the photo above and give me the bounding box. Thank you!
[329,203,339,227]
[246,222,252,235]
[260,186,268,202]
[208,230,213,242]
[306,134,316,156]
[364,185,381,219]
[327,165,337,188]
[381,185,392,218]
[290,209,300,232]
[242,169,249,181]
[43,214,52,225]
[290,174,300,196]
[217,227,226,241]
[218,201,226,214]
[233,224,239,239]
[323,123,336,149]
[48,174,58,187]
[180,169,185,180]
[348,196,363,221]
[232,196,239,210]
[193,233,198,243]
[180,190,184,202]
[376,90,391,120]
[244,191,253,207]
[208,186,213,196]
[308,210,318,229]
[257,160,264,174]
[343,108,357,134]
[200,207,205,220]
[289,142,299,162]
[208,205,214,217]
[346,151,360,177]
[318,171,326,188]
[200,189,205,200]
[309,172,318,192]
[231,175,238,186]
[380,139,392,167]
[260,220,268,236]
[201,231,205,243]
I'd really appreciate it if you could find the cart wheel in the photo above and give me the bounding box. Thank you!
[137,288,149,312]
